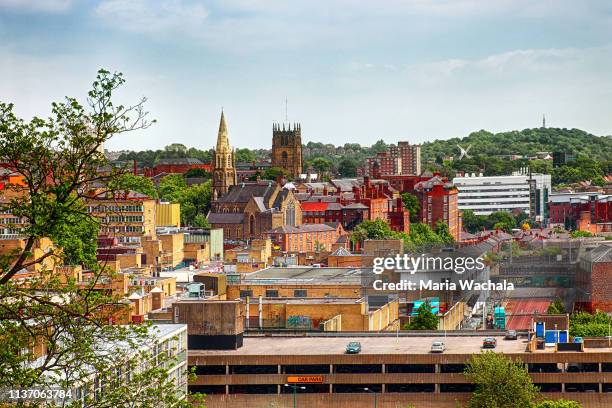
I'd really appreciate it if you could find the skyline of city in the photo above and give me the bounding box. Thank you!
[1,1,612,151]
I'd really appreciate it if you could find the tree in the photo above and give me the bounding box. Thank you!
[179,181,213,226]
[308,157,333,173]
[464,352,539,408]
[111,173,158,199]
[158,174,188,202]
[185,168,211,179]
[235,148,256,163]
[193,214,210,229]
[434,220,455,244]
[351,219,395,242]
[264,166,289,180]
[547,299,566,314]
[408,223,444,250]
[488,211,516,232]
[535,400,581,408]
[338,157,358,177]
[158,175,212,226]
[404,302,438,330]
[570,311,612,337]
[570,230,592,238]
[0,69,195,405]
[401,192,421,223]
[462,209,487,233]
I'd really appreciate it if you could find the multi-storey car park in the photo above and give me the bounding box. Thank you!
[188,335,612,408]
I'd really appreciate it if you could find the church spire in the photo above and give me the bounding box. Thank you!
[216,110,230,151]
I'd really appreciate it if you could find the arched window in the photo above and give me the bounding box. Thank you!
[249,214,255,235]
[282,151,288,162]
[286,201,296,227]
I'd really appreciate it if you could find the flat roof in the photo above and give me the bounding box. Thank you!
[246,297,363,305]
[239,267,367,285]
[189,336,529,356]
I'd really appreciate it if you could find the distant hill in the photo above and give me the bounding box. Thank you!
[421,128,612,162]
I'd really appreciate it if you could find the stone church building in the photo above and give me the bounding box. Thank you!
[207,181,302,241]
[212,110,237,200]
[271,122,303,179]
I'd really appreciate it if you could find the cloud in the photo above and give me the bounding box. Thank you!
[95,0,208,33]
[0,0,73,12]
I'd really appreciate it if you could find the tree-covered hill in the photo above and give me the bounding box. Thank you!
[421,127,612,163]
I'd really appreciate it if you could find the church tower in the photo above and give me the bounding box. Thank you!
[271,122,303,179]
[212,110,237,200]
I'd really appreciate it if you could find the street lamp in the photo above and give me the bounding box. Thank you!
[364,387,378,408]
[284,384,306,408]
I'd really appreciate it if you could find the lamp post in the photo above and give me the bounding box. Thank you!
[284,384,305,408]
[364,387,378,408]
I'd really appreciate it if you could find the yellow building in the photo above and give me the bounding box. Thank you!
[86,192,156,245]
[156,202,181,228]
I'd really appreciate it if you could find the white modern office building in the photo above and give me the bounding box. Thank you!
[452,173,551,222]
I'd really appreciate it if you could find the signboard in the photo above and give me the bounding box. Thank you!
[286,376,324,384]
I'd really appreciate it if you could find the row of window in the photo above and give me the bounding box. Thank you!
[190,383,612,395]
[102,215,144,223]
[88,205,144,213]
[239,290,308,298]
[192,363,612,375]
[101,226,143,233]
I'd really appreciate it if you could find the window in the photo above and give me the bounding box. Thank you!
[239,290,253,298]
[294,289,307,297]
[265,290,279,297]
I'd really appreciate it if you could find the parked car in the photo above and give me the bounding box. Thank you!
[345,341,361,354]
[505,330,518,340]
[483,337,497,349]
[573,337,584,344]
[430,341,446,353]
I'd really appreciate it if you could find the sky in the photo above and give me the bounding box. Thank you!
[1,0,611,151]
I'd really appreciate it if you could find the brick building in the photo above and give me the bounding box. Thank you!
[86,192,157,245]
[413,176,460,241]
[549,193,612,233]
[142,158,210,178]
[578,244,612,312]
[266,223,345,253]
[207,181,302,241]
[301,201,369,231]
[365,141,421,177]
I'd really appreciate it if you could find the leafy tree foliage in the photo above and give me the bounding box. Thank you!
[401,192,421,223]
[351,219,452,252]
[422,128,612,165]
[547,299,566,314]
[235,147,256,163]
[110,173,158,199]
[338,157,358,177]
[185,168,211,179]
[158,175,212,227]
[0,69,196,406]
[264,166,289,180]
[434,220,455,244]
[462,210,523,233]
[570,230,592,238]
[403,302,438,330]
[464,351,539,408]
[306,157,333,173]
[570,312,612,337]
[535,400,582,408]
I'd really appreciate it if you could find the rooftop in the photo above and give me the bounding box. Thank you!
[238,266,368,285]
[189,335,528,356]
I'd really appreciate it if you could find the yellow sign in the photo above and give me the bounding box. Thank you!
[287,375,324,384]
